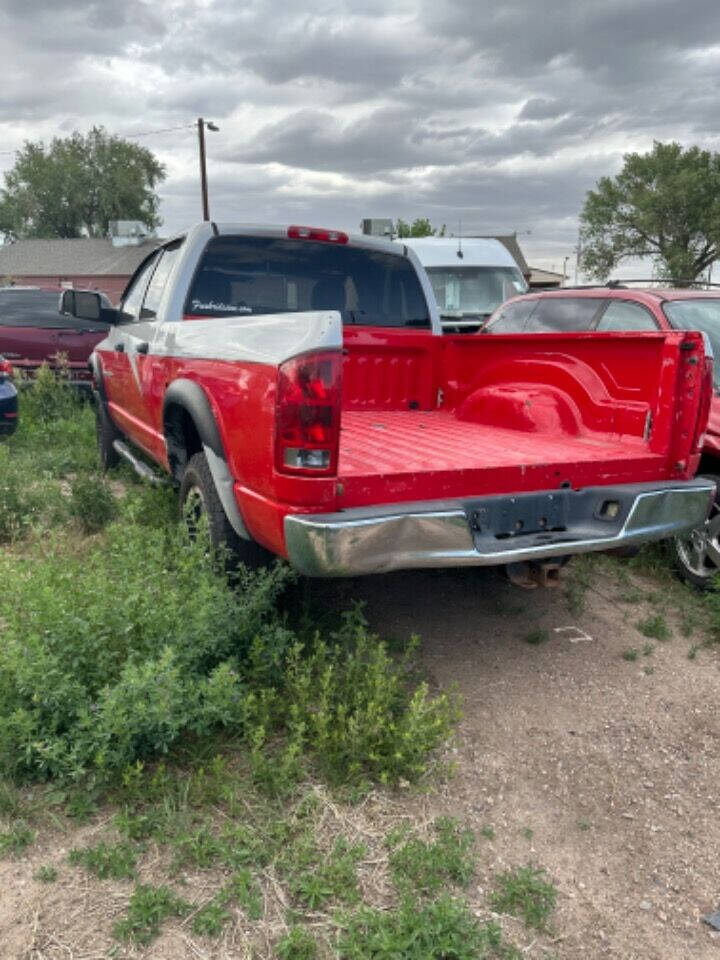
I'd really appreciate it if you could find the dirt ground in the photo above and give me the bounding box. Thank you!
[2,557,720,959]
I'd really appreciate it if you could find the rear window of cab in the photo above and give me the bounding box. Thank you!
[185,236,431,328]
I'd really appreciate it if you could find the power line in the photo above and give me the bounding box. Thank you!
[0,121,196,157]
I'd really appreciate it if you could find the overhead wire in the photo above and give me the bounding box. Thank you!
[0,121,196,157]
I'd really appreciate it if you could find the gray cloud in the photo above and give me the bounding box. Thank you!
[0,0,720,273]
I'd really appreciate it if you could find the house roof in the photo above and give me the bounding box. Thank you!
[0,237,161,277]
[528,267,565,284]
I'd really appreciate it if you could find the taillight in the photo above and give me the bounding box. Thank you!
[275,351,342,475]
[0,358,12,380]
[287,225,348,244]
[692,354,714,453]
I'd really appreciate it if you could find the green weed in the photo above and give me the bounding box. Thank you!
[489,865,557,930]
[276,926,318,960]
[642,642,654,657]
[338,895,507,960]
[227,868,263,920]
[191,895,231,937]
[564,556,593,615]
[523,629,549,646]
[480,826,496,841]
[34,865,58,883]
[290,836,365,909]
[112,884,190,945]
[388,816,475,895]
[636,614,671,642]
[0,820,35,857]
[69,840,139,880]
[68,473,117,533]
[622,648,638,661]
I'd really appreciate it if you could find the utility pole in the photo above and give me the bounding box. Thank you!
[197,118,219,221]
[574,229,582,285]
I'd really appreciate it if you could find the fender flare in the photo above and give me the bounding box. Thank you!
[88,352,108,405]
[162,379,250,540]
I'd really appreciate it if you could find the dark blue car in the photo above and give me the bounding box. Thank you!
[0,357,18,436]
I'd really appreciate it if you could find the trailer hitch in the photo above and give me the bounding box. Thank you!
[505,559,564,590]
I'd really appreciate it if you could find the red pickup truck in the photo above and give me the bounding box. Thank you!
[61,223,714,579]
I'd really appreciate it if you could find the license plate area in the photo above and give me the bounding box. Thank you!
[470,492,568,540]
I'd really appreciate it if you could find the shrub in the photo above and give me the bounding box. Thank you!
[69,473,117,533]
[281,608,460,786]
[0,525,291,782]
[0,526,456,787]
[19,361,80,425]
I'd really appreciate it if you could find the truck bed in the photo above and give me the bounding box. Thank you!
[338,410,664,505]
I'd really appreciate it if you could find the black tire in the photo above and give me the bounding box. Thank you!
[178,451,270,569]
[672,474,720,591]
[96,399,121,471]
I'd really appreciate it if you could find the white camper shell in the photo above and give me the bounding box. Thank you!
[400,237,528,330]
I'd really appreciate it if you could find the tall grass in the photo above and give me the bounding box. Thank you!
[0,369,458,788]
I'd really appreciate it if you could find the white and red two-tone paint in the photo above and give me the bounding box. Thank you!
[63,221,715,577]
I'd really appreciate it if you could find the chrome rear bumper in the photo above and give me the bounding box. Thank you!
[284,480,716,577]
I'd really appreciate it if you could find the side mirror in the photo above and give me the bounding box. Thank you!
[59,289,117,324]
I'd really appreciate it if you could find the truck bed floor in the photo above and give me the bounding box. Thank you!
[338,410,658,478]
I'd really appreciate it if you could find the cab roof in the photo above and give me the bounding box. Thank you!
[398,236,520,270]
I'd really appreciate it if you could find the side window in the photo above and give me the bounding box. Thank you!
[119,253,160,323]
[141,241,184,320]
[528,297,603,331]
[596,300,659,331]
[487,298,537,333]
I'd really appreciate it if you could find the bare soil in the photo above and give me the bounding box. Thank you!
[3,556,720,959]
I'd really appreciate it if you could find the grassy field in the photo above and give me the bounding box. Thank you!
[0,369,564,958]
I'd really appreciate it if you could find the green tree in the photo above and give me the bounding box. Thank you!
[0,127,166,240]
[395,217,446,238]
[579,141,720,284]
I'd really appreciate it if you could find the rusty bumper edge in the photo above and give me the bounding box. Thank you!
[284,480,716,578]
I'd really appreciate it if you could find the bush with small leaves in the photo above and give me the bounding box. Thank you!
[69,473,117,533]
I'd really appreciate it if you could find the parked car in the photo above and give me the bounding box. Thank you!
[0,286,111,388]
[485,284,720,588]
[60,224,714,583]
[0,356,18,436]
[398,236,527,332]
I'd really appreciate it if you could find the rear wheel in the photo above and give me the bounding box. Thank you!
[179,451,270,569]
[96,399,121,470]
[672,475,720,590]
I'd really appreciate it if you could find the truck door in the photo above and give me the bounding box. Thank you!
[99,251,160,450]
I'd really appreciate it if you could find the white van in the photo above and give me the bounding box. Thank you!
[399,237,528,330]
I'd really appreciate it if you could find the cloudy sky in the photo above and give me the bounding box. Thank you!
[2,0,720,273]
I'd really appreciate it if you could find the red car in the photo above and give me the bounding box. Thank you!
[0,287,110,388]
[486,285,720,588]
